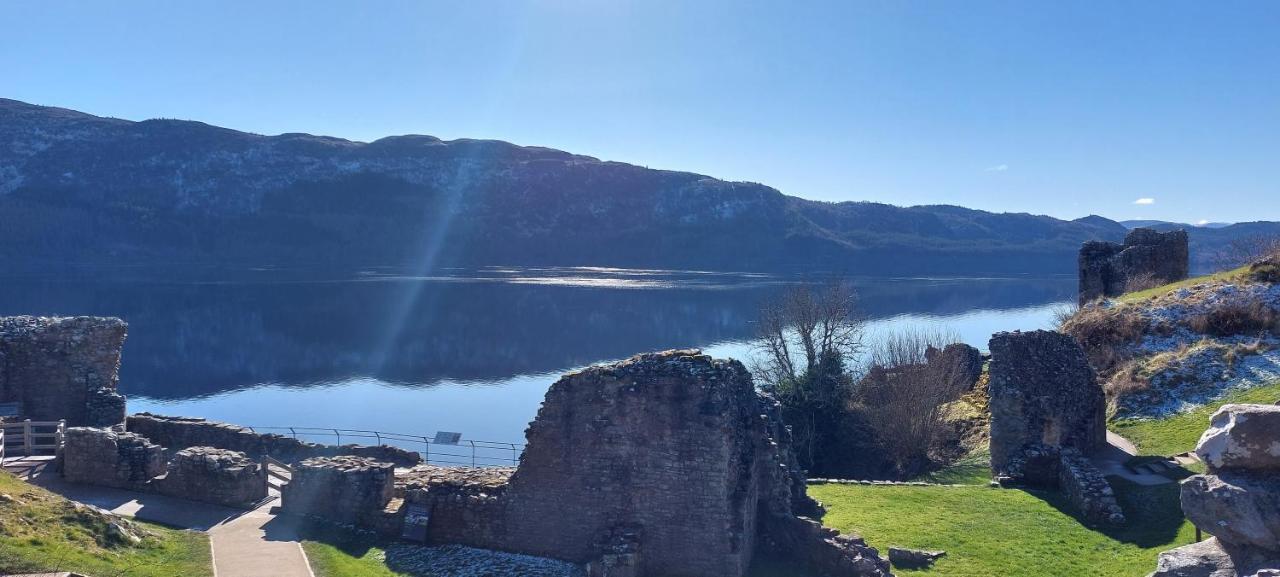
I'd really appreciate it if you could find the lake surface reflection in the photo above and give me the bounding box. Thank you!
[0,267,1073,443]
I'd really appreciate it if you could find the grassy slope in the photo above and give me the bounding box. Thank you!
[1116,265,1250,303]
[1111,381,1280,457]
[0,472,212,577]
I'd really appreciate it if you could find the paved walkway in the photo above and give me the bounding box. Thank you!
[1091,431,1174,486]
[5,457,314,577]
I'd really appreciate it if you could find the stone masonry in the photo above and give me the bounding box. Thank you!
[155,446,267,508]
[281,456,397,526]
[1079,227,1189,304]
[0,316,129,427]
[1150,404,1280,576]
[61,427,164,489]
[350,350,891,577]
[989,331,1123,525]
[61,427,267,508]
[126,413,422,467]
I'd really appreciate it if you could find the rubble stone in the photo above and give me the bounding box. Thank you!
[888,547,946,569]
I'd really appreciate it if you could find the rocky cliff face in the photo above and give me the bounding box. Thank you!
[0,98,1130,275]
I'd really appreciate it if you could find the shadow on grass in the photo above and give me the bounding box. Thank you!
[294,519,387,559]
[1019,477,1188,549]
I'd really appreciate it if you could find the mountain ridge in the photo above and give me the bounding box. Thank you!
[1,98,1272,275]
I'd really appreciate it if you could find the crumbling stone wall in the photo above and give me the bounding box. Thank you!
[155,446,267,508]
[924,343,985,390]
[989,330,1106,475]
[281,456,397,526]
[1079,228,1189,304]
[1056,448,1125,525]
[61,427,164,489]
[387,350,889,577]
[0,316,128,427]
[126,413,421,467]
[1151,404,1280,576]
[988,331,1123,525]
[61,427,268,508]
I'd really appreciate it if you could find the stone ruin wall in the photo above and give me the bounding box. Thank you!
[283,350,891,577]
[126,413,422,467]
[988,330,1124,525]
[1079,227,1189,304]
[1152,403,1280,576]
[155,446,268,509]
[0,316,128,427]
[281,456,397,526]
[61,426,268,508]
[62,427,165,490]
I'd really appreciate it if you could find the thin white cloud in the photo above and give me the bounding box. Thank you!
[1133,197,1155,205]
[984,164,1009,172]
[1196,219,1210,225]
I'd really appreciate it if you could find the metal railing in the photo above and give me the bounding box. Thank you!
[245,426,524,467]
[0,420,66,461]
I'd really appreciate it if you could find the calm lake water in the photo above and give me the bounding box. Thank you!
[0,267,1072,446]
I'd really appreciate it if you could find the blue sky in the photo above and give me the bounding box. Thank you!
[2,1,1278,223]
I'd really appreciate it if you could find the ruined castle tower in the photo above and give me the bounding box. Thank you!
[1079,228,1189,304]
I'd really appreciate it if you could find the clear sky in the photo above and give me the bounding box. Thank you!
[2,1,1278,223]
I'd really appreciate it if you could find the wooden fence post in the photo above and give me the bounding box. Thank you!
[22,419,32,456]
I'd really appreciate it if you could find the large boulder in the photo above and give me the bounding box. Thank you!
[1181,473,1280,553]
[1149,538,1280,577]
[1196,404,1280,473]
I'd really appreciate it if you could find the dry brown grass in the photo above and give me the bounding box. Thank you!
[1187,300,1280,337]
[1124,271,1164,293]
[1059,304,1149,375]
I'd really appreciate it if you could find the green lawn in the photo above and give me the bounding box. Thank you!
[913,449,992,485]
[306,540,399,577]
[1111,381,1280,457]
[0,472,212,577]
[809,480,1193,577]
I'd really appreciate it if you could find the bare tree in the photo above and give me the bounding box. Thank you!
[754,281,863,393]
[1211,234,1280,271]
[854,327,970,477]
[752,281,864,470]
